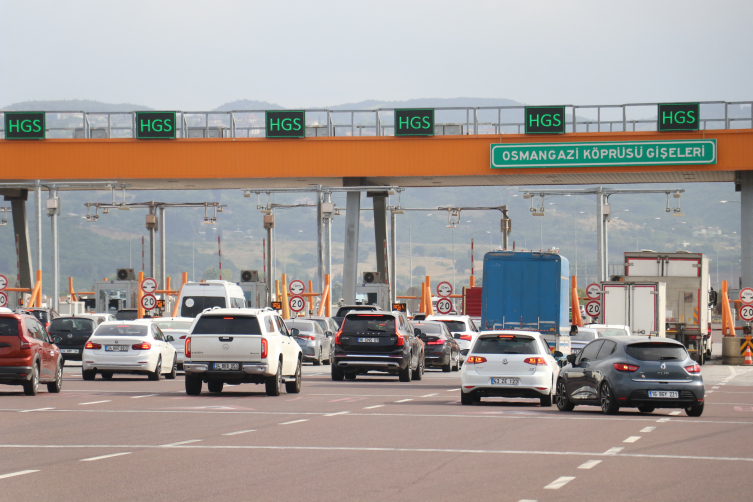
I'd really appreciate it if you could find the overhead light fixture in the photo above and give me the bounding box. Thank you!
[103,207,109,214]
[118,204,130,211]
[672,212,684,217]
[392,210,404,215]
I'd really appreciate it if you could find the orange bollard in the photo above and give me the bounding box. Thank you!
[745,346,753,366]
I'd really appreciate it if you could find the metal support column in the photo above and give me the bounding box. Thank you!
[34,181,41,277]
[264,210,275,303]
[323,192,332,285]
[741,172,753,288]
[371,194,390,285]
[2,190,33,290]
[596,187,605,283]
[148,205,156,280]
[159,205,166,288]
[49,188,59,310]
[316,191,324,293]
[390,210,397,304]
[342,191,361,304]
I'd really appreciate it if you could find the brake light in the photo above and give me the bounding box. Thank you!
[466,356,487,364]
[85,341,102,350]
[426,339,444,345]
[394,323,405,347]
[185,337,191,358]
[685,364,701,374]
[261,338,268,359]
[132,342,151,350]
[614,363,639,372]
[179,335,186,340]
[498,335,514,338]
[334,328,343,345]
[524,357,547,365]
[299,335,316,341]
[688,335,698,340]
[459,334,472,341]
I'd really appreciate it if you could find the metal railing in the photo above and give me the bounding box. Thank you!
[1,101,751,139]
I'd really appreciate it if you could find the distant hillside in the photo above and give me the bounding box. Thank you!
[327,97,523,110]
[1,99,152,112]
[213,100,284,111]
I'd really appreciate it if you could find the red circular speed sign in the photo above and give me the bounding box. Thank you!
[585,301,601,318]
[436,282,453,298]
[141,293,157,310]
[289,280,305,296]
[289,295,305,313]
[436,298,453,314]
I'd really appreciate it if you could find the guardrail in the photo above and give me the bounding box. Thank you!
[2,101,751,139]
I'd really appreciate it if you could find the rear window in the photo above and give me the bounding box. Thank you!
[438,320,466,333]
[627,342,687,361]
[22,310,48,323]
[94,324,149,337]
[154,321,193,330]
[472,335,540,355]
[193,316,262,335]
[50,318,95,332]
[286,321,315,332]
[336,306,378,317]
[0,318,19,337]
[412,322,443,334]
[181,296,227,318]
[597,328,628,337]
[571,330,597,342]
[342,315,396,335]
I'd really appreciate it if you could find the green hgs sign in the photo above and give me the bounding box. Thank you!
[394,109,434,137]
[266,111,305,138]
[490,139,716,169]
[136,111,176,139]
[658,103,699,132]
[525,106,565,134]
[4,111,45,140]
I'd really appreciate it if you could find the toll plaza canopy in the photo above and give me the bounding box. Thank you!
[1,102,752,189]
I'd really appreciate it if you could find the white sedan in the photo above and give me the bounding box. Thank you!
[82,320,178,381]
[152,317,194,368]
[460,330,558,407]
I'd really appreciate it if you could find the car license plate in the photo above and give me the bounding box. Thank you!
[105,345,129,352]
[61,349,79,354]
[648,390,679,399]
[358,338,379,343]
[213,363,239,370]
[571,348,581,354]
[491,378,519,385]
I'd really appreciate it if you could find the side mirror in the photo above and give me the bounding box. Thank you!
[566,353,577,364]
[52,336,62,344]
[413,328,422,337]
[709,290,718,308]
[165,335,174,342]
[325,331,333,337]
[290,328,300,337]
[569,325,578,336]
[553,351,563,359]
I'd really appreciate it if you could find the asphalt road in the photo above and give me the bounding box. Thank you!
[1,357,752,502]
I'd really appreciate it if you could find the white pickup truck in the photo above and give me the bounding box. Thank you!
[183,308,302,396]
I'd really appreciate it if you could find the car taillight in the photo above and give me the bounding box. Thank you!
[466,356,487,364]
[394,324,405,346]
[334,329,343,345]
[85,341,102,350]
[261,338,268,359]
[459,334,472,341]
[300,335,316,341]
[688,335,698,340]
[524,357,547,365]
[426,339,444,345]
[19,336,32,350]
[179,335,187,340]
[132,342,151,350]
[685,364,701,374]
[185,337,191,358]
[614,363,639,372]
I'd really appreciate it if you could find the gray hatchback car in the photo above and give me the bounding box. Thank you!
[556,336,705,417]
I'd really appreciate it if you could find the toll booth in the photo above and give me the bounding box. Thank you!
[239,282,269,308]
[356,283,391,311]
[94,280,139,315]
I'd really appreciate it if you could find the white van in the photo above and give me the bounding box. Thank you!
[177,281,247,318]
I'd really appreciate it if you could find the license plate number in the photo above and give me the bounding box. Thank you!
[213,363,239,370]
[61,349,79,354]
[571,348,581,354]
[648,390,679,399]
[491,378,519,385]
[358,338,379,343]
[105,345,129,352]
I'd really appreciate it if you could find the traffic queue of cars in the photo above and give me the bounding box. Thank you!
[0,306,706,417]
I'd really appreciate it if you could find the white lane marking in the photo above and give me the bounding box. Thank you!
[19,407,54,413]
[80,452,131,462]
[706,390,714,394]
[395,399,413,403]
[161,440,202,446]
[518,500,538,502]
[712,386,720,389]
[669,411,682,416]
[623,436,641,443]
[131,395,157,399]
[578,460,601,469]
[604,447,624,455]
[447,388,460,391]
[222,430,256,436]
[0,470,39,480]
[421,394,438,397]
[544,476,575,489]
[640,427,656,433]
[324,411,350,417]
[78,400,111,405]
[657,418,671,423]
[363,405,384,409]
[279,419,308,425]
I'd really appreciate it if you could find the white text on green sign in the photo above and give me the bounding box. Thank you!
[490,140,716,169]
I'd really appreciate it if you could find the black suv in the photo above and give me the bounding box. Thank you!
[48,316,97,362]
[332,311,424,382]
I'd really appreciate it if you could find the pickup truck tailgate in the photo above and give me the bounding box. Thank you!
[189,315,263,362]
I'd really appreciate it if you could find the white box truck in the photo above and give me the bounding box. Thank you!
[621,251,715,364]
[598,281,667,339]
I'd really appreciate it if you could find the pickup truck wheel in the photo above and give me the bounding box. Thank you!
[23,364,39,396]
[47,363,62,393]
[265,361,282,396]
[285,358,302,394]
[461,391,474,405]
[412,357,424,381]
[207,381,223,393]
[82,369,96,381]
[313,349,322,366]
[331,363,344,381]
[185,374,202,395]
[398,360,413,382]
[165,356,177,380]
[148,357,162,381]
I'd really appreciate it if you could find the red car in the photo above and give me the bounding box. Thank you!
[0,311,63,395]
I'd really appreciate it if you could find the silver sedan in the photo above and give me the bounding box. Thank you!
[284,319,332,366]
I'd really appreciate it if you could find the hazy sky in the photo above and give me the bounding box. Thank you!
[1,0,751,110]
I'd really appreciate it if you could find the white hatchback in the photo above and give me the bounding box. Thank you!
[460,331,558,407]
[152,317,194,367]
[425,314,479,365]
[82,320,178,381]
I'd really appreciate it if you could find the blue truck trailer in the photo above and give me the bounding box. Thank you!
[481,251,571,354]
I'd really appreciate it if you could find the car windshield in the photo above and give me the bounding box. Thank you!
[94,324,149,337]
[181,296,227,318]
[626,342,688,361]
[192,316,262,335]
[597,328,628,337]
[437,320,466,333]
[342,315,396,335]
[286,321,315,332]
[571,330,597,342]
[23,310,48,323]
[0,318,19,337]
[50,318,95,332]
[472,335,539,355]
[412,322,443,334]
[154,321,193,330]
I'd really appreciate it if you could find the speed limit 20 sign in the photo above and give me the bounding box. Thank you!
[141,293,157,310]
[436,298,453,314]
[740,304,753,321]
[0,292,7,308]
[585,301,601,318]
[289,295,305,313]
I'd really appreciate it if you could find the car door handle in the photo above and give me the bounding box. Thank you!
[219,337,233,342]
